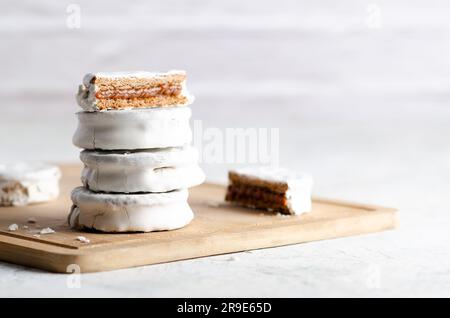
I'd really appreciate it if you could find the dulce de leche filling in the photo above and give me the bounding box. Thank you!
[225,183,289,213]
[95,83,183,99]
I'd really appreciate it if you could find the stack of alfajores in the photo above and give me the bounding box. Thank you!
[68,71,204,232]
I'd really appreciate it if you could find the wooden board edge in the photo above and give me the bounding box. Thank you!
[0,237,81,273]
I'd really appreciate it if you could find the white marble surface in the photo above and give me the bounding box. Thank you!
[1,0,450,297]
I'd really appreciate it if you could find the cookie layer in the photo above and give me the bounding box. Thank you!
[0,162,61,206]
[76,70,194,111]
[68,187,193,232]
[80,146,205,193]
[73,107,192,150]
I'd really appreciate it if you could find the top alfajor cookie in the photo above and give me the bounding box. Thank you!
[76,70,194,111]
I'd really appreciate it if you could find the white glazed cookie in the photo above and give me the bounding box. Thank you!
[68,187,193,232]
[0,162,61,206]
[80,146,205,193]
[72,107,192,150]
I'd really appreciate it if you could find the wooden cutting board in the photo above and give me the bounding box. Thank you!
[0,164,397,273]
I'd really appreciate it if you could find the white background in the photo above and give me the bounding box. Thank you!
[0,0,450,297]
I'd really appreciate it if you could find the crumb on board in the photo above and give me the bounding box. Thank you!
[39,227,55,235]
[76,236,90,244]
[8,224,19,231]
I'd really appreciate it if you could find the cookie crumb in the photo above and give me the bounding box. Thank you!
[39,227,55,235]
[76,236,90,244]
[33,234,41,238]
[8,224,19,231]
[22,225,29,229]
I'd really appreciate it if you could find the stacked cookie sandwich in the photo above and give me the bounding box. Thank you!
[68,71,204,232]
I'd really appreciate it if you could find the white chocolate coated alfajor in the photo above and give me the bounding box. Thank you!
[68,187,193,232]
[80,146,205,193]
[0,162,61,206]
[72,107,192,150]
